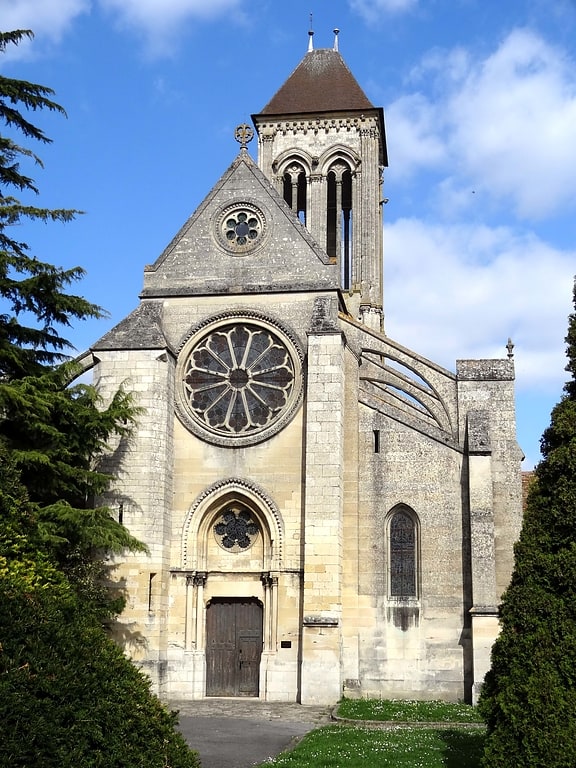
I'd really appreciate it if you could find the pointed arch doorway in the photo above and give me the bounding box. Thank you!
[205,597,263,697]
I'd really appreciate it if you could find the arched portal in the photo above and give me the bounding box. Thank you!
[181,479,284,698]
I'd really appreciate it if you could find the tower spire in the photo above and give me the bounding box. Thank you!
[308,13,314,51]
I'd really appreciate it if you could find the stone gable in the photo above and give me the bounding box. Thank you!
[140,151,338,299]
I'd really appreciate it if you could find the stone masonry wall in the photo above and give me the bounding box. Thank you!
[95,348,175,693]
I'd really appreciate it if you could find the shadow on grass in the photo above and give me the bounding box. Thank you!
[439,728,486,768]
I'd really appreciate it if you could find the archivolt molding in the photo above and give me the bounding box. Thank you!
[181,477,285,570]
[270,145,361,180]
[385,502,420,528]
[272,148,315,176]
[320,144,361,175]
[175,307,304,359]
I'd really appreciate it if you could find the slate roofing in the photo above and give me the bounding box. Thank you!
[92,302,167,351]
[258,48,375,115]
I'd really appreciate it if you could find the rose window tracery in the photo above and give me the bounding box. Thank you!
[215,202,266,254]
[182,323,296,438]
[223,211,261,247]
[214,508,259,552]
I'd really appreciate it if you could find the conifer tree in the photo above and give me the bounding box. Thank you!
[479,280,576,767]
[0,30,104,380]
[0,30,142,602]
[0,30,200,766]
[0,447,201,768]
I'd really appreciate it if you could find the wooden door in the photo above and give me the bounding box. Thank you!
[206,598,262,697]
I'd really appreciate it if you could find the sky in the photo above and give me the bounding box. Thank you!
[1,0,575,469]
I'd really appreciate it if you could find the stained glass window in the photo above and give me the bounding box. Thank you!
[183,323,296,437]
[214,507,260,553]
[216,203,266,254]
[390,509,417,598]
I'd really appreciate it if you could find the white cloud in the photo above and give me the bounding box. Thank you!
[383,217,575,393]
[386,29,576,220]
[0,0,90,60]
[0,0,247,60]
[385,93,448,178]
[449,30,576,219]
[98,0,244,54]
[349,0,418,22]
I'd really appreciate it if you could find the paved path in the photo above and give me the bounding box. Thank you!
[171,700,332,768]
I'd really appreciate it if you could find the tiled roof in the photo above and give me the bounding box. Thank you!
[259,48,375,115]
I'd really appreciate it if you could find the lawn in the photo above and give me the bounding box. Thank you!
[254,725,485,767]
[254,700,486,767]
[337,698,483,723]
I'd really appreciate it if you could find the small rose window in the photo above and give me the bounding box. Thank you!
[214,508,259,552]
[224,211,261,246]
[216,203,266,254]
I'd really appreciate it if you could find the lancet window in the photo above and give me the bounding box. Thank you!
[388,506,418,598]
[282,163,307,225]
[326,163,353,289]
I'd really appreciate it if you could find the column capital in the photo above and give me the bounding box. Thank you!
[187,571,207,588]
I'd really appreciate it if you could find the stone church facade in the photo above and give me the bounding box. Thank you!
[85,38,523,705]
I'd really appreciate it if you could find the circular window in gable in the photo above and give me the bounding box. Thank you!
[176,315,303,447]
[215,201,267,255]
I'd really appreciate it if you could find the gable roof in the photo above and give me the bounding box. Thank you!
[258,48,374,115]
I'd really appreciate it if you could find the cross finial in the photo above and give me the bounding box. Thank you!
[234,124,254,150]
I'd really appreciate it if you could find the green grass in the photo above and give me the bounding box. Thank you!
[337,698,483,723]
[254,725,486,767]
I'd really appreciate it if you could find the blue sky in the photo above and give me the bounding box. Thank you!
[2,0,575,469]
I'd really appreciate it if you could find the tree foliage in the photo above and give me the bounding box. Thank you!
[0,29,105,380]
[0,29,143,595]
[0,31,200,766]
[479,280,576,767]
[0,451,200,768]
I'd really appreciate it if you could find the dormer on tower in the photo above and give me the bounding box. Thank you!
[252,33,388,331]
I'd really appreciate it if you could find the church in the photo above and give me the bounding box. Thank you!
[84,32,524,706]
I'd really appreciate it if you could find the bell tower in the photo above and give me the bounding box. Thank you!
[252,30,388,330]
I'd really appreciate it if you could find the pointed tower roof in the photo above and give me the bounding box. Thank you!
[259,48,374,115]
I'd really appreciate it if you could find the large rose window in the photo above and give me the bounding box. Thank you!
[179,321,301,444]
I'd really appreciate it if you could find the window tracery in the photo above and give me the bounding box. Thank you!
[389,508,418,598]
[215,202,267,255]
[177,319,302,446]
[214,507,260,552]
